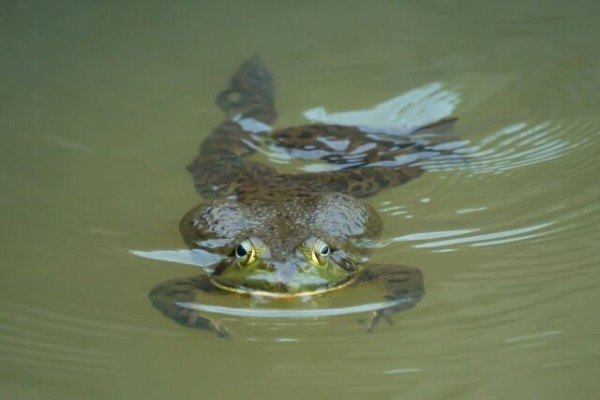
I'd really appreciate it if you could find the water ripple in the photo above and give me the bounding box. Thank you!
[0,300,183,376]
[383,222,555,250]
[421,118,595,174]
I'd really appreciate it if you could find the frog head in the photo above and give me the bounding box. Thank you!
[180,191,382,297]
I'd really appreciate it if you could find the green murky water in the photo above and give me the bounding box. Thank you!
[1,1,599,399]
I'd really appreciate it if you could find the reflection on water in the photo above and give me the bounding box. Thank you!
[1,0,600,399]
[303,82,460,134]
[387,222,555,249]
[131,248,222,270]
[178,299,405,319]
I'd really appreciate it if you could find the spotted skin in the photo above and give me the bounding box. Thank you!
[149,56,456,337]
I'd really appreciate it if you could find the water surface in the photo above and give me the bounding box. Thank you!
[1,0,599,399]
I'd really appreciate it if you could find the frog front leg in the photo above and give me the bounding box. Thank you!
[148,275,230,338]
[359,265,425,332]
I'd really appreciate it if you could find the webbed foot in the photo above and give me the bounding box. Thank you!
[167,305,230,339]
[183,309,230,339]
[366,307,395,333]
[149,275,231,338]
[360,265,425,333]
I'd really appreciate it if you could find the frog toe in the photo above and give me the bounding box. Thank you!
[365,308,395,333]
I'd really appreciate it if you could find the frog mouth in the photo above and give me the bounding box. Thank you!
[208,274,360,298]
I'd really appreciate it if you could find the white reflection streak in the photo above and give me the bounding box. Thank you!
[177,299,403,318]
[392,229,479,242]
[505,330,562,343]
[456,207,488,214]
[383,368,422,374]
[470,232,550,247]
[130,249,220,271]
[480,123,526,146]
[303,83,458,133]
[232,114,272,133]
[498,122,551,147]
[413,222,554,248]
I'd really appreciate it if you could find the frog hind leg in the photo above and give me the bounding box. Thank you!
[270,118,458,161]
[358,265,425,332]
[187,56,279,198]
[148,276,230,338]
[215,54,277,125]
[274,119,458,198]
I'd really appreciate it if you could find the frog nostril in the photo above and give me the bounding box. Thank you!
[339,258,356,272]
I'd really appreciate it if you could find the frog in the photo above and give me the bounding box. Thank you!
[149,56,458,338]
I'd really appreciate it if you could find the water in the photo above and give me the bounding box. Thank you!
[1,0,599,399]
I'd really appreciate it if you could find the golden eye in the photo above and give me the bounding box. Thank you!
[310,239,331,267]
[235,240,256,266]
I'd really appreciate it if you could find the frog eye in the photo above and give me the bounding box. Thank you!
[310,239,331,267]
[235,243,249,258]
[235,240,256,266]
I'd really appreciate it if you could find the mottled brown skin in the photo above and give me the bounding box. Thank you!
[149,56,457,338]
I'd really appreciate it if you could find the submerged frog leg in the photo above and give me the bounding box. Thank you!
[215,54,277,125]
[270,119,458,161]
[283,165,423,198]
[358,265,425,332]
[187,56,279,198]
[272,119,458,198]
[149,275,230,338]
